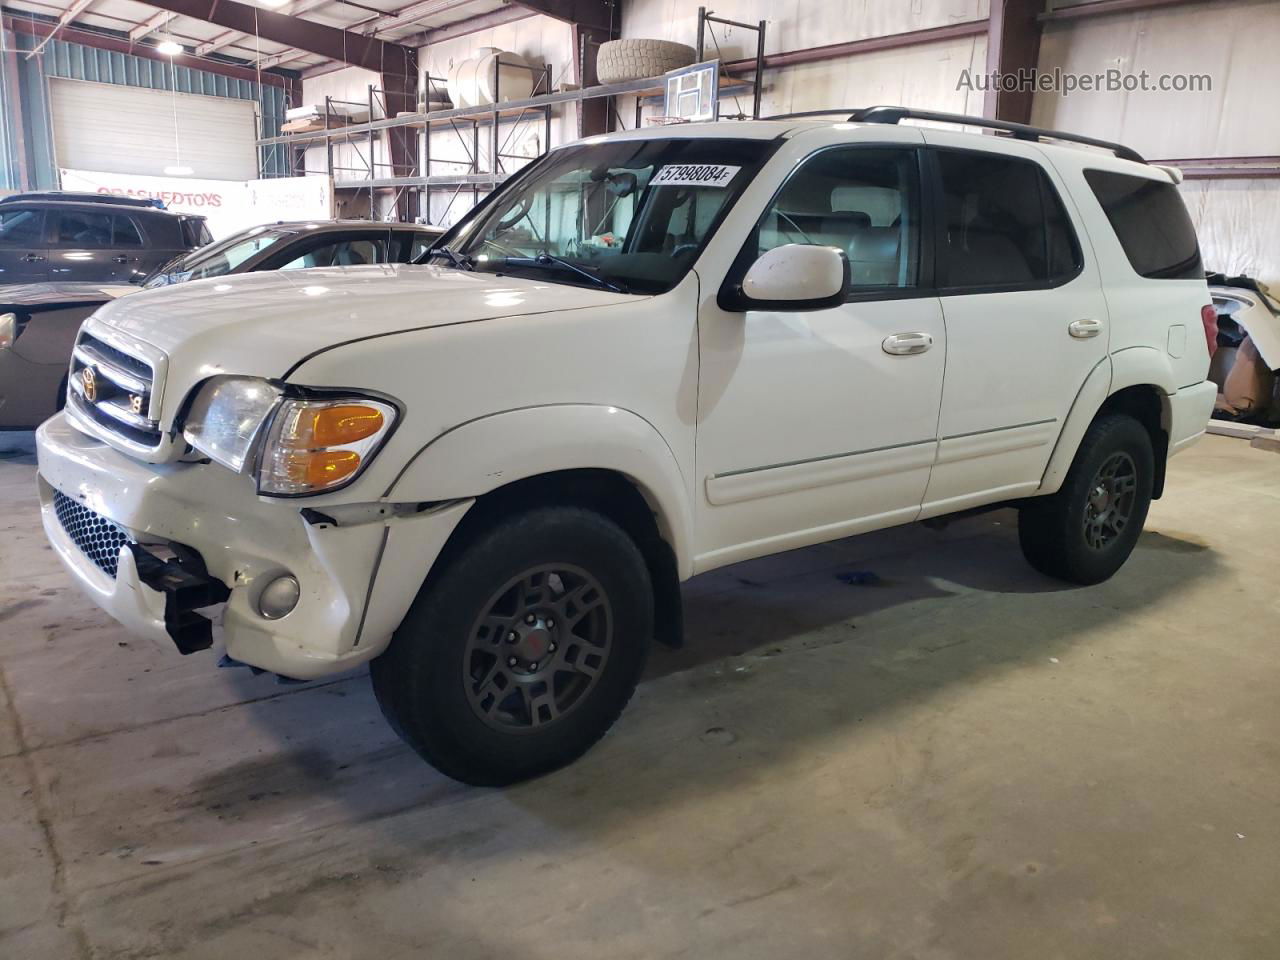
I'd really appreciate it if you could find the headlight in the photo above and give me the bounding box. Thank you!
[257,395,398,496]
[183,376,284,472]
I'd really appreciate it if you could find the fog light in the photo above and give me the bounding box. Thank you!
[257,575,300,620]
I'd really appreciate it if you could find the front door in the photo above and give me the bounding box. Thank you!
[48,208,115,282]
[695,140,946,572]
[917,134,1111,517]
[0,207,49,282]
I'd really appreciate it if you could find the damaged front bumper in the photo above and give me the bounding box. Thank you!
[36,413,471,679]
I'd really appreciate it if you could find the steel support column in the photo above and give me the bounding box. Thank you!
[985,0,1043,123]
[572,22,617,138]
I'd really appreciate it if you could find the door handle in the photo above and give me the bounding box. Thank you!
[21,254,46,263]
[111,255,136,264]
[1069,318,1104,339]
[882,332,933,356]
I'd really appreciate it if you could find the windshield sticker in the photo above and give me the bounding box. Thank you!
[650,164,741,188]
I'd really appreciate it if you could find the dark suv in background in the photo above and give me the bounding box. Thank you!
[0,194,211,285]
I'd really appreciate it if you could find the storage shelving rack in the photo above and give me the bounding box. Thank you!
[255,13,766,222]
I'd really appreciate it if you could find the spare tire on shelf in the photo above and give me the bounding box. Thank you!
[596,39,696,84]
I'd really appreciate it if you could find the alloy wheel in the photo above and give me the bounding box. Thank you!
[462,564,612,732]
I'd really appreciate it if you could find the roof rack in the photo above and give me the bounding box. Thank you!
[847,106,1147,164]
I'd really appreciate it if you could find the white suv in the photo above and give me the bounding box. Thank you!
[35,108,1217,785]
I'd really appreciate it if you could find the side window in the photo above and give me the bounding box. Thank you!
[754,147,920,289]
[0,209,44,246]
[407,233,436,261]
[53,210,113,248]
[278,237,387,270]
[112,216,144,247]
[1083,169,1202,280]
[935,150,1082,290]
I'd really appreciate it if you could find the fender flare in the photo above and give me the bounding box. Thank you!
[383,404,694,577]
[1040,347,1176,495]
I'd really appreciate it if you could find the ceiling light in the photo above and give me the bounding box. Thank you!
[155,36,184,56]
[164,165,194,176]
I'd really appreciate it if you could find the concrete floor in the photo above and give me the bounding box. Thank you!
[0,430,1277,960]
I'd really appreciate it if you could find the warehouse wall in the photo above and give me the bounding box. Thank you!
[416,14,576,225]
[1032,0,1280,285]
[0,29,289,190]
[620,0,989,121]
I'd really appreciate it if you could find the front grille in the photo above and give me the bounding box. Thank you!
[52,490,134,579]
[68,331,163,450]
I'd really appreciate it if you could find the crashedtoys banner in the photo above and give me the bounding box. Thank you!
[59,169,334,240]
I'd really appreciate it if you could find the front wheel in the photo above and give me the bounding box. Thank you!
[371,506,653,786]
[1018,413,1155,585]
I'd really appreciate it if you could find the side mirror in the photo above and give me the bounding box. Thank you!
[719,244,850,312]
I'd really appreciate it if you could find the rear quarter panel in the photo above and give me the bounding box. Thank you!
[1048,151,1212,393]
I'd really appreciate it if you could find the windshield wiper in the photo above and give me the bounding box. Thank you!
[428,246,475,271]
[502,253,628,294]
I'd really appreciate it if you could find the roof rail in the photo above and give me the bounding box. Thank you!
[847,106,1147,164]
[761,108,864,120]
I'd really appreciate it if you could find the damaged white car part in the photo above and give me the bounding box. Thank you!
[183,376,399,494]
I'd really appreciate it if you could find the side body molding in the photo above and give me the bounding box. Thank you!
[384,404,695,578]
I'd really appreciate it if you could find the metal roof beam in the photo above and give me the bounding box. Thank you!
[509,0,616,33]
[133,0,418,76]
[193,0,334,57]
[24,0,97,58]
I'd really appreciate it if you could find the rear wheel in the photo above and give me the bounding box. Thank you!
[371,506,652,786]
[1018,414,1155,585]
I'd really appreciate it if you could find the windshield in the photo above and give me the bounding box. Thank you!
[144,226,294,287]
[445,138,776,294]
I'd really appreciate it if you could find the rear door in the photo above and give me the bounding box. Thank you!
[105,214,149,282]
[918,134,1110,518]
[0,207,49,282]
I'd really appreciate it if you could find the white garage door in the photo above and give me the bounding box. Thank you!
[50,78,258,181]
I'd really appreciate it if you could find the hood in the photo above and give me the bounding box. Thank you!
[90,263,632,381]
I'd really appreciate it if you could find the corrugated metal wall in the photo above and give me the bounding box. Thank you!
[0,29,289,189]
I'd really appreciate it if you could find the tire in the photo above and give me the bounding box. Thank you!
[370,506,653,786]
[595,39,696,84]
[1018,414,1155,585]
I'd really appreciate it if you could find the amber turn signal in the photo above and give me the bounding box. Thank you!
[300,404,385,447]
[278,449,362,488]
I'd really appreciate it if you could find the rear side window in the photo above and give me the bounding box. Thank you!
[112,216,143,246]
[1083,169,1202,280]
[181,217,213,248]
[935,150,1082,290]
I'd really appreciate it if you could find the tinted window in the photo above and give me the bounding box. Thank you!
[53,210,113,247]
[181,217,213,248]
[1083,169,1202,280]
[142,227,292,287]
[755,147,921,289]
[0,208,44,246]
[935,150,1082,289]
[279,237,387,269]
[112,216,143,246]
